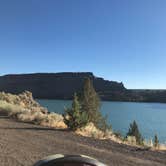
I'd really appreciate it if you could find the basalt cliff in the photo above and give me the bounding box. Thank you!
[0,72,166,102]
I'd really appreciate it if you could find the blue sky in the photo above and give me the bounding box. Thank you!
[0,0,166,89]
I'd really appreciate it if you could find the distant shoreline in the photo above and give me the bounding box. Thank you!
[36,98,166,104]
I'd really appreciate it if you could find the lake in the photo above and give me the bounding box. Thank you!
[37,99,166,143]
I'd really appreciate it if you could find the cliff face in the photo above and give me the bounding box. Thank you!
[0,72,125,99]
[0,72,166,102]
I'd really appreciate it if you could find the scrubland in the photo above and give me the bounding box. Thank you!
[0,91,165,150]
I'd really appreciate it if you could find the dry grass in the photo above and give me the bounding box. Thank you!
[158,144,166,150]
[0,91,166,150]
[76,123,166,150]
[0,92,66,129]
[0,100,23,115]
[76,122,113,139]
[40,113,67,128]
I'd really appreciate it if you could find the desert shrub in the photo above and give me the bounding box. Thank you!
[127,120,144,145]
[126,136,137,145]
[0,92,66,129]
[0,91,47,113]
[154,134,159,148]
[114,131,123,139]
[17,110,46,124]
[0,100,23,116]
[40,113,66,128]
[76,122,106,139]
[97,114,112,133]
[143,139,153,147]
[63,93,88,131]
[42,113,63,124]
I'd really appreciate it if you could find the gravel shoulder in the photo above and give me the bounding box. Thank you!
[0,117,166,166]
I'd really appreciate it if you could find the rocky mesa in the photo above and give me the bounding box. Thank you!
[0,72,166,102]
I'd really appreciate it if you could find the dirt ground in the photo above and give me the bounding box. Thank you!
[0,117,166,166]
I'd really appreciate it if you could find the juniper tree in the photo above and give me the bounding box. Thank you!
[80,78,111,131]
[81,78,101,124]
[154,134,159,148]
[127,120,143,145]
[63,93,88,131]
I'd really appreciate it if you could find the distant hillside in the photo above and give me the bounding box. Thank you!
[0,72,125,99]
[0,72,166,102]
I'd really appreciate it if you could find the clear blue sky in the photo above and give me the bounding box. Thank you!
[0,0,166,89]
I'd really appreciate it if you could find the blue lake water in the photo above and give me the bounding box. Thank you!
[37,99,166,143]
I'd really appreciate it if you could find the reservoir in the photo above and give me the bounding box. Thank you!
[37,99,166,144]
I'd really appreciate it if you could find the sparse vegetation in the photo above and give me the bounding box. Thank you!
[63,93,88,131]
[0,91,165,150]
[127,120,143,145]
[0,100,23,117]
[154,134,159,148]
[0,91,66,129]
[63,78,112,133]
[114,131,123,139]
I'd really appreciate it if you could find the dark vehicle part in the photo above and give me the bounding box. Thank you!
[34,154,106,166]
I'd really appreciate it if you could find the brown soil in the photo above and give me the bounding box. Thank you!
[0,117,166,166]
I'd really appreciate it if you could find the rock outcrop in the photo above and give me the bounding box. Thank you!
[0,72,125,100]
[0,91,66,129]
[0,72,166,102]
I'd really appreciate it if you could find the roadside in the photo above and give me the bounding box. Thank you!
[0,117,166,166]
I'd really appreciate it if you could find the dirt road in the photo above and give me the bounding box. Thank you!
[0,117,166,166]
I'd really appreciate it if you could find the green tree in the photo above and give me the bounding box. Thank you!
[154,134,159,148]
[127,120,143,145]
[80,78,111,132]
[63,93,88,131]
[81,78,101,125]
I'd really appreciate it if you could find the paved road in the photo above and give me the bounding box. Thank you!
[0,117,166,166]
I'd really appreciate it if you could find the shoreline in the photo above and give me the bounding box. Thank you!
[37,99,166,145]
[36,98,166,104]
[0,91,166,150]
